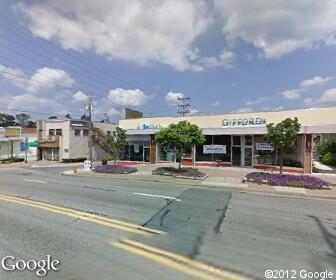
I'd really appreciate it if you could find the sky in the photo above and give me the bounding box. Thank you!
[1,0,336,122]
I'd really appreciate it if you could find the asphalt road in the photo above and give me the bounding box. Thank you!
[0,166,335,280]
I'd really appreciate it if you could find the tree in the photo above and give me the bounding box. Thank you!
[15,113,31,126]
[0,113,16,127]
[155,121,205,169]
[48,116,58,119]
[266,117,301,174]
[26,120,37,128]
[102,127,127,164]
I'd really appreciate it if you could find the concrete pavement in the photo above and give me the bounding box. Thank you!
[0,166,335,279]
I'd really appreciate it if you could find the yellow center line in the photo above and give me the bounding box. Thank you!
[111,239,251,280]
[0,193,162,235]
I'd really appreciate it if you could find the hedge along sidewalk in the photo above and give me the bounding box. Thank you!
[62,169,336,201]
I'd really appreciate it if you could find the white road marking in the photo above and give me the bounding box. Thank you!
[24,179,47,184]
[133,192,181,201]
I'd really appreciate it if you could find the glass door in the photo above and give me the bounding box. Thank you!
[231,136,241,166]
[244,147,252,166]
[243,135,253,167]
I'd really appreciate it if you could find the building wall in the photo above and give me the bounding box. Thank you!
[0,141,21,159]
[120,107,336,131]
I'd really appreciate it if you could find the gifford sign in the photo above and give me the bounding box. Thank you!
[222,117,266,128]
[137,123,164,130]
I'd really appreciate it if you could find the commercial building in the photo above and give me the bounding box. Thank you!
[119,107,336,173]
[19,127,38,161]
[37,119,116,161]
[0,126,22,159]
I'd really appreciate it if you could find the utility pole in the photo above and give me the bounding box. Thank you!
[87,94,94,169]
[24,137,28,163]
[177,97,191,117]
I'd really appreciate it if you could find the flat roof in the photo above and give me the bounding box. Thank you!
[119,107,336,134]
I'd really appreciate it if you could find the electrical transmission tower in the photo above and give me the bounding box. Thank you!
[177,97,191,116]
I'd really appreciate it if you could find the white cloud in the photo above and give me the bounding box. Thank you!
[317,88,336,103]
[215,0,336,58]
[200,49,235,69]
[0,64,29,89]
[0,64,74,93]
[107,108,121,116]
[165,91,185,106]
[108,88,148,107]
[236,107,253,113]
[211,100,221,106]
[282,75,333,100]
[73,90,88,102]
[186,108,199,116]
[299,76,332,87]
[303,97,313,106]
[18,0,211,71]
[281,89,301,100]
[27,67,74,92]
[246,97,270,106]
[8,94,54,110]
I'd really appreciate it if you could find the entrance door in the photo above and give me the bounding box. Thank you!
[232,146,241,166]
[244,147,253,166]
[243,135,253,167]
[144,147,150,162]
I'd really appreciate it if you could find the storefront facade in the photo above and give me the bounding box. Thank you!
[119,107,336,173]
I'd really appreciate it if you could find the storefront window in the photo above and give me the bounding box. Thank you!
[196,135,212,161]
[233,136,241,146]
[158,144,175,161]
[213,135,231,162]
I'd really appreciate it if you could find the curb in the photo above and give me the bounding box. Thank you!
[62,171,336,201]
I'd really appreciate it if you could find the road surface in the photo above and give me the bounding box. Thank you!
[0,166,335,280]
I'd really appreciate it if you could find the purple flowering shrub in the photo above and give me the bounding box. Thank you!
[95,164,137,174]
[245,172,330,189]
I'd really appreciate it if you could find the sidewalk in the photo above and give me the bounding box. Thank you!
[62,163,336,201]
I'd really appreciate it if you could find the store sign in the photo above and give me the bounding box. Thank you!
[4,127,21,137]
[222,117,266,128]
[203,145,226,154]
[134,144,140,153]
[256,143,273,151]
[137,123,163,130]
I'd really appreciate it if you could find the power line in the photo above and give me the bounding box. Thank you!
[0,66,88,93]
[0,33,117,92]
[0,106,83,118]
[0,13,149,91]
[0,45,105,94]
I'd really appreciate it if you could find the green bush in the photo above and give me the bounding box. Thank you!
[316,140,336,166]
[62,158,87,163]
[0,157,25,164]
[321,152,336,166]
[102,156,114,161]
[317,141,336,156]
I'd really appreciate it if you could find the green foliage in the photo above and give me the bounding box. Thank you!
[155,121,205,168]
[62,158,87,163]
[15,113,31,126]
[316,140,336,166]
[0,113,16,127]
[321,152,336,166]
[266,117,301,173]
[102,127,127,164]
[0,157,24,164]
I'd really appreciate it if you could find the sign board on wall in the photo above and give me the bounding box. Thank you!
[134,144,140,153]
[203,145,226,154]
[256,143,273,151]
[222,117,266,128]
